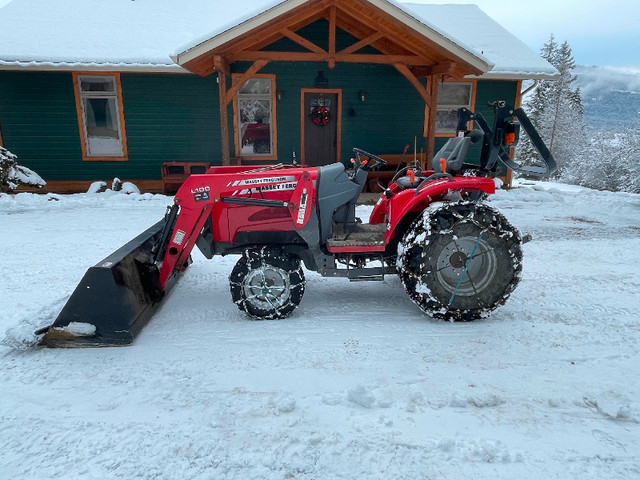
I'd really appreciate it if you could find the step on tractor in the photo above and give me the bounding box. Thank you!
[37,101,556,347]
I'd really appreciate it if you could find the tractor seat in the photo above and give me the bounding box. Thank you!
[433,130,483,174]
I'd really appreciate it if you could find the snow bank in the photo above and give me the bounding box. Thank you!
[1,182,639,479]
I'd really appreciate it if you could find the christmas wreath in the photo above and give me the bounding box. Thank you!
[311,106,330,126]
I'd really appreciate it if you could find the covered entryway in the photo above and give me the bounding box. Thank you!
[301,89,341,166]
[172,0,491,166]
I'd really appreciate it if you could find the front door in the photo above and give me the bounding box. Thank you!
[302,90,341,166]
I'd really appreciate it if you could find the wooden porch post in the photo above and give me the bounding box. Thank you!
[393,64,443,169]
[425,74,440,168]
[215,56,231,166]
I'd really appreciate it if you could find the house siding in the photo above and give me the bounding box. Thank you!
[121,74,221,178]
[0,71,221,181]
[0,67,519,183]
[239,61,427,161]
[0,72,81,180]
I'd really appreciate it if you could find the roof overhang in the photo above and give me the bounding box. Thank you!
[468,71,561,81]
[172,0,493,78]
[0,61,188,73]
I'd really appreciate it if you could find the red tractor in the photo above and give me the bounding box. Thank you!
[38,101,556,346]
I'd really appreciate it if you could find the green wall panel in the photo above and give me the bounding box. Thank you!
[120,74,220,179]
[0,67,519,183]
[0,71,220,181]
[0,72,81,180]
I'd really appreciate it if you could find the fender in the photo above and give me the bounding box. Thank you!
[371,176,496,243]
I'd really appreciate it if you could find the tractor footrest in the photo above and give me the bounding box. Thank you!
[326,223,387,253]
[349,274,385,282]
[322,266,394,280]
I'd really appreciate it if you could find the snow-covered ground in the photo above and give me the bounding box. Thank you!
[1,181,639,480]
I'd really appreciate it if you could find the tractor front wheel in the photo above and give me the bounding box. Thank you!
[230,248,306,320]
[397,202,523,321]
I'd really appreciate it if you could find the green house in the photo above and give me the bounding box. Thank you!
[0,0,557,192]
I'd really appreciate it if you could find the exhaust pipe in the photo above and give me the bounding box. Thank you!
[37,218,185,347]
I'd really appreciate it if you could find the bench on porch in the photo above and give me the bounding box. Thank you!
[161,162,211,194]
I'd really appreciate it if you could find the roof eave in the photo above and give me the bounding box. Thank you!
[468,71,561,81]
[174,0,305,67]
[173,0,493,75]
[369,0,492,73]
[0,60,190,73]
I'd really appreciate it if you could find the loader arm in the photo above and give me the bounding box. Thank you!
[458,101,557,178]
[155,168,320,288]
[156,198,214,288]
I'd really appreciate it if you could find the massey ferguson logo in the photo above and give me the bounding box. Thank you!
[232,176,296,187]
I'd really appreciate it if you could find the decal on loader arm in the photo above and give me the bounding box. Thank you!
[289,172,314,228]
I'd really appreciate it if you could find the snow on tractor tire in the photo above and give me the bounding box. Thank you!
[397,202,523,321]
[230,248,306,320]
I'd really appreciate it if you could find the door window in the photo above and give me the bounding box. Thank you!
[236,76,277,158]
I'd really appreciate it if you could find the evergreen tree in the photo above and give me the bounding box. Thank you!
[516,35,586,175]
[0,146,46,191]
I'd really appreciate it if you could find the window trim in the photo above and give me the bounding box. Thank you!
[72,72,129,162]
[430,80,476,138]
[232,73,278,161]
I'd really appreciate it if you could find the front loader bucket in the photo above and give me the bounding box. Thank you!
[37,220,184,347]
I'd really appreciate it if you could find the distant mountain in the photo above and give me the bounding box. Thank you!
[575,65,640,130]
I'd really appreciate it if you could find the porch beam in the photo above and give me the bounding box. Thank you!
[338,31,384,55]
[217,69,231,166]
[335,0,436,60]
[328,6,337,68]
[393,62,431,108]
[213,55,230,75]
[425,74,440,166]
[231,50,428,66]
[223,1,331,59]
[280,28,326,54]
[223,59,270,106]
[410,61,458,79]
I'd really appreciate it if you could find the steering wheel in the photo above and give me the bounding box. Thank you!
[390,162,425,185]
[352,148,387,172]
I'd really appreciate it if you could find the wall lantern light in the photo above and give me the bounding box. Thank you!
[359,90,366,102]
[314,70,329,88]
[276,89,283,100]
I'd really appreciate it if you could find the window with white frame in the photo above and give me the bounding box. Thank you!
[76,74,127,158]
[236,77,276,157]
[435,82,473,135]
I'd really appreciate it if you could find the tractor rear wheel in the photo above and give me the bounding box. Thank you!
[230,248,305,320]
[397,202,522,321]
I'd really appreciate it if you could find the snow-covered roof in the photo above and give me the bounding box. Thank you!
[398,3,558,79]
[172,0,492,75]
[0,0,557,79]
[0,0,266,72]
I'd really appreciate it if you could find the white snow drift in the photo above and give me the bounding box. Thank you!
[1,180,638,479]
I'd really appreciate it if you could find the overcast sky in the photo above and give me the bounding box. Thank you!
[0,0,638,69]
